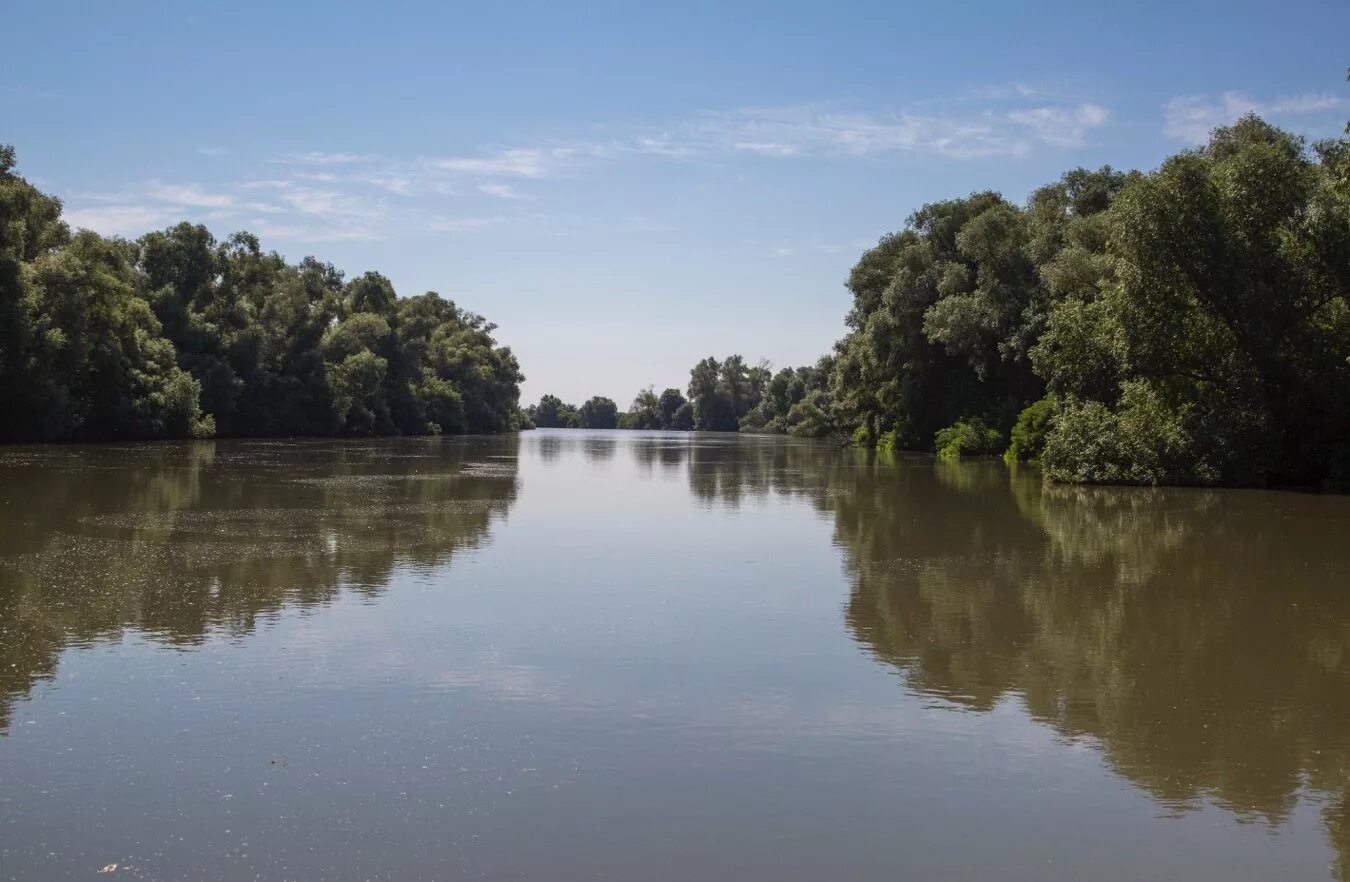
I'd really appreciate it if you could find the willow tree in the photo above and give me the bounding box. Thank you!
[1041,117,1350,487]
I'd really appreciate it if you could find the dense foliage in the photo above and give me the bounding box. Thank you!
[0,148,523,441]
[527,353,834,437]
[10,101,1349,489]
[535,108,1350,489]
[527,393,618,429]
[831,113,1350,488]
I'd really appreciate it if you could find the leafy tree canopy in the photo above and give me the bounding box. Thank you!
[0,148,523,442]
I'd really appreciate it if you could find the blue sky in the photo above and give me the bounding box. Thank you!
[5,0,1348,405]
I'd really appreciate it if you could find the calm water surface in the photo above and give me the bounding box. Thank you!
[2,430,1349,881]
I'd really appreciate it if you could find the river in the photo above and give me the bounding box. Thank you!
[2,430,1348,880]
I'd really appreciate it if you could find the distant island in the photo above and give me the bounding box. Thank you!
[3,107,1347,490]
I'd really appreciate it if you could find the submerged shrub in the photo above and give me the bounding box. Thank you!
[1042,383,1221,485]
[784,390,835,438]
[934,417,1005,460]
[1004,396,1056,463]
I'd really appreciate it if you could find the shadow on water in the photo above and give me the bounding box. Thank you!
[684,441,1350,879]
[0,436,519,733]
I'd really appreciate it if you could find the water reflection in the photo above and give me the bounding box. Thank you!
[3,431,1349,879]
[629,433,693,475]
[582,436,618,463]
[0,437,519,732]
[685,443,1350,878]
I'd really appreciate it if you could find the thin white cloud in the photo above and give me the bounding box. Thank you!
[733,141,802,157]
[630,136,699,159]
[271,151,377,165]
[65,175,388,243]
[1006,103,1109,147]
[278,186,384,221]
[630,101,1111,161]
[246,219,385,242]
[365,175,416,195]
[64,205,177,237]
[237,179,294,190]
[429,216,506,232]
[771,238,875,258]
[430,148,550,178]
[196,146,230,157]
[477,182,528,199]
[1164,93,1259,143]
[1,84,61,100]
[962,82,1046,101]
[1163,90,1346,143]
[149,182,236,208]
[57,92,1118,244]
[1268,93,1342,114]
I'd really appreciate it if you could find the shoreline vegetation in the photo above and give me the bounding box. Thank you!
[532,110,1350,491]
[0,145,524,443]
[4,103,1348,490]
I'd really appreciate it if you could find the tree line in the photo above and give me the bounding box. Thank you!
[7,100,1349,489]
[832,113,1350,489]
[0,146,524,442]
[530,109,1350,489]
[525,353,834,435]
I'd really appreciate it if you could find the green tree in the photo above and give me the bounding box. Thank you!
[1042,117,1350,486]
[0,146,523,442]
[687,356,731,430]
[623,386,662,429]
[657,387,688,428]
[0,143,71,438]
[671,400,695,430]
[530,394,581,428]
[27,231,212,439]
[531,394,566,428]
[829,194,1032,448]
[578,395,619,429]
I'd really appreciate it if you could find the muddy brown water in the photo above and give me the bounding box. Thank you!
[2,430,1348,880]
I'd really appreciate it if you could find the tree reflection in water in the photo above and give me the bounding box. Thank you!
[682,441,1350,879]
[0,437,519,732]
[3,434,1347,878]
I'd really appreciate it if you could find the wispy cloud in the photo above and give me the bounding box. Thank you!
[477,182,528,199]
[429,215,506,232]
[63,204,178,237]
[148,182,235,208]
[196,146,230,157]
[242,219,386,242]
[1005,103,1108,147]
[366,175,417,195]
[961,82,1046,102]
[66,177,389,242]
[629,136,699,159]
[429,148,552,178]
[771,238,874,258]
[1163,90,1346,143]
[629,101,1112,161]
[1269,93,1343,114]
[277,185,381,219]
[2,84,61,100]
[59,92,1116,243]
[271,151,377,165]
